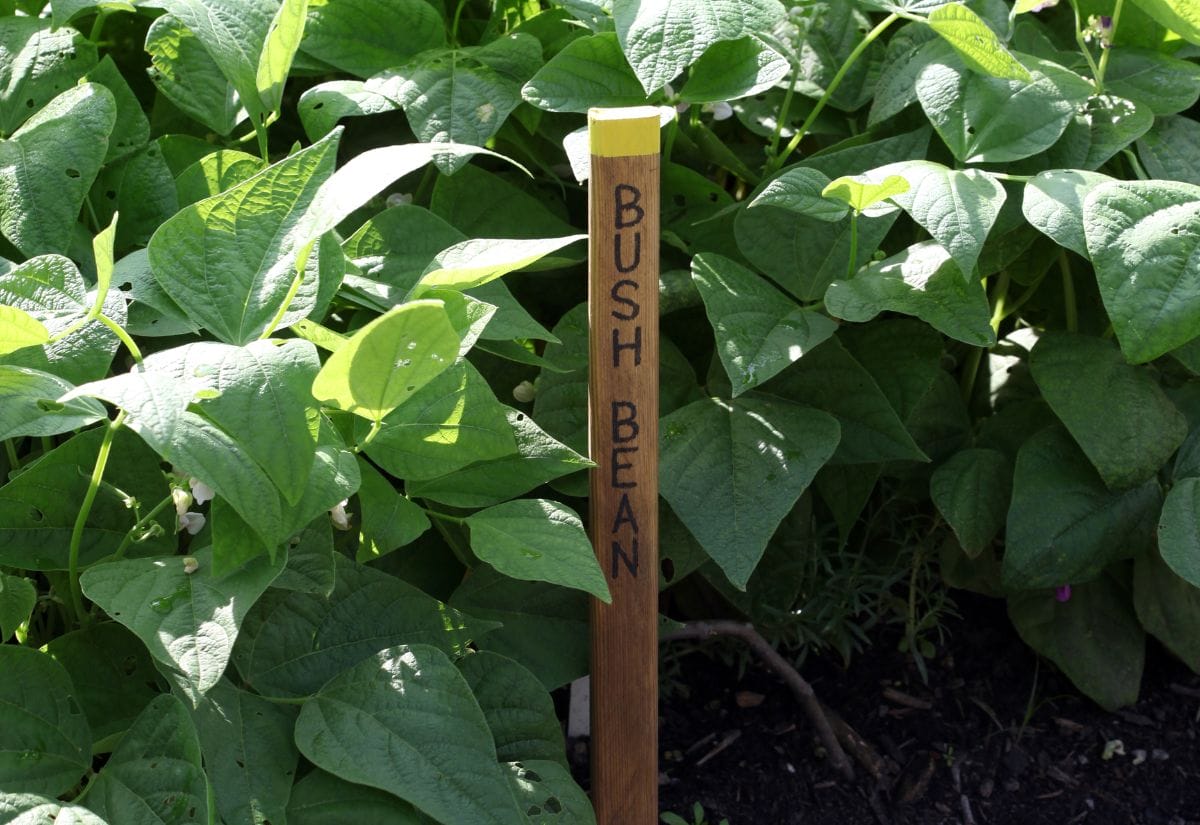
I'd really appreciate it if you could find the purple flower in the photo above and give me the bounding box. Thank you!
[1055,584,1072,603]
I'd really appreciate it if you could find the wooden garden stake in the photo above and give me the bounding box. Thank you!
[587,106,660,824]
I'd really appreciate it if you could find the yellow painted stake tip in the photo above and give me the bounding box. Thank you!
[588,106,661,158]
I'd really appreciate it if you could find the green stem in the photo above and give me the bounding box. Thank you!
[88,10,109,42]
[1123,148,1149,180]
[97,314,143,364]
[4,439,19,472]
[424,507,466,525]
[1072,1,1105,90]
[1060,249,1078,333]
[450,0,469,45]
[356,419,384,453]
[257,694,308,706]
[773,13,899,172]
[989,270,1011,335]
[413,164,439,207]
[1095,0,1124,89]
[999,268,1050,321]
[67,411,126,627]
[986,172,1033,183]
[254,117,270,164]
[769,60,800,162]
[110,494,174,562]
[846,213,860,280]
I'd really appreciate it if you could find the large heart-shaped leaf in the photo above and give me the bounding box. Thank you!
[613,0,785,94]
[659,395,839,587]
[85,695,209,825]
[825,240,996,347]
[466,499,609,602]
[877,160,1006,278]
[311,299,460,423]
[301,0,444,78]
[353,457,430,563]
[691,253,837,396]
[1022,169,1113,258]
[81,548,285,697]
[931,448,1011,558]
[232,555,486,697]
[0,84,115,257]
[294,644,527,825]
[0,647,91,796]
[1134,547,1200,673]
[1083,179,1200,363]
[0,572,35,642]
[0,18,97,136]
[1002,427,1160,589]
[457,651,568,767]
[1030,332,1187,488]
[927,3,1029,80]
[145,13,244,136]
[916,48,1091,162]
[0,366,105,440]
[1159,476,1200,589]
[287,770,433,824]
[0,794,109,825]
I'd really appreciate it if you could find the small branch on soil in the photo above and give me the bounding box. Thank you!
[661,620,856,781]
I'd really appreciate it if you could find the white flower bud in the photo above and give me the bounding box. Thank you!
[172,487,193,516]
[189,478,214,505]
[706,101,733,121]
[183,556,199,574]
[512,380,536,403]
[330,499,352,531]
[178,511,206,535]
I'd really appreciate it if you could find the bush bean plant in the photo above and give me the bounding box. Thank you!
[1,0,1200,822]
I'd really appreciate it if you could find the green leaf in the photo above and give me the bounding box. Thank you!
[1159,476,1200,589]
[1030,332,1186,488]
[660,395,839,588]
[0,794,109,825]
[916,48,1092,162]
[298,79,398,141]
[450,566,588,689]
[1136,114,1200,185]
[613,0,785,94]
[287,770,433,825]
[407,409,593,508]
[278,414,361,537]
[142,339,320,503]
[691,253,837,396]
[1083,179,1200,363]
[784,1,884,112]
[678,36,789,104]
[877,160,1006,278]
[0,571,34,642]
[1134,548,1200,673]
[295,644,526,825]
[930,448,1011,558]
[81,548,285,698]
[1104,47,1200,115]
[1008,573,1144,710]
[0,255,125,385]
[762,336,927,465]
[66,373,286,547]
[0,18,97,136]
[344,204,467,297]
[44,623,159,745]
[0,306,48,355]
[0,647,91,796]
[0,84,116,257]
[311,299,460,422]
[232,555,485,697]
[432,164,578,239]
[1041,93,1154,172]
[522,32,646,112]
[85,695,209,825]
[868,24,940,126]
[354,457,430,563]
[301,0,445,78]
[927,3,1031,80]
[175,150,265,208]
[147,131,340,344]
[272,518,335,596]
[1022,169,1113,258]
[188,679,298,825]
[51,0,139,27]
[417,235,586,293]
[363,359,517,481]
[1129,0,1200,44]
[375,35,541,174]
[97,145,182,252]
[839,317,944,424]
[466,499,609,602]
[458,652,568,767]
[825,240,996,347]
[0,428,174,570]
[85,56,150,164]
[144,13,244,136]
[503,761,595,824]
[150,0,276,127]
[1002,427,1160,590]
[256,0,308,118]
[822,174,909,215]
[748,167,848,223]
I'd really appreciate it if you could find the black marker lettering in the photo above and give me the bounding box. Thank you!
[611,538,639,579]
[611,446,637,489]
[612,326,642,367]
[614,231,641,273]
[611,401,639,443]
[610,279,640,320]
[614,184,644,229]
[612,492,639,534]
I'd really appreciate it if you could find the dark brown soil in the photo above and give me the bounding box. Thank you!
[575,593,1200,825]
